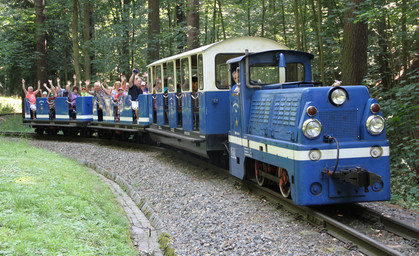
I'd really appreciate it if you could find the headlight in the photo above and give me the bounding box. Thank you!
[366,115,385,135]
[302,119,322,139]
[330,88,347,106]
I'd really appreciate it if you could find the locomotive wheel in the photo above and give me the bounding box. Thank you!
[279,168,291,198]
[255,161,265,186]
[35,127,44,135]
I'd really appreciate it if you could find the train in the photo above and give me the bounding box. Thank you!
[23,37,390,206]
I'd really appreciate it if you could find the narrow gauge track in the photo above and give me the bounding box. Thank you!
[3,131,418,256]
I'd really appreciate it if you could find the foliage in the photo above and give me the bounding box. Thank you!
[0,96,22,113]
[370,67,419,211]
[0,115,34,133]
[0,139,138,255]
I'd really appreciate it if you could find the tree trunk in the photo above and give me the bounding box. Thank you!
[216,0,225,40]
[121,0,131,74]
[341,0,367,85]
[204,3,208,45]
[176,2,186,51]
[247,0,251,36]
[187,0,200,50]
[261,0,265,37]
[35,0,47,84]
[212,0,217,42]
[281,3,287,45]
[72,0,81,83]
[310,0,325,84]
[82,0,91,81]
[401,0,408,72]
[376,18,391,91]
[299,0,307,52]
[147,0,160,63]
[293,0,301,50]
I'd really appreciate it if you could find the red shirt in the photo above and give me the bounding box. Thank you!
[26,91,36,104]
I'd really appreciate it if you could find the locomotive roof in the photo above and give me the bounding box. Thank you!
[226,50,314,64]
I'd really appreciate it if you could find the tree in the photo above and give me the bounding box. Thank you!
[341,0,368,85]
[72,0,81,82]
[82,0,92,80]
[35,0,47,84]
[147,0,160,63]
[187,0,200,50]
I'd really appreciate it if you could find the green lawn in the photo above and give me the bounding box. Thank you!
[0,139,138,255]
[0,115,34,133]
[0,96,22,114]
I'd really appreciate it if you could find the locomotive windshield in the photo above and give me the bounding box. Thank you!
[249,62,305,85]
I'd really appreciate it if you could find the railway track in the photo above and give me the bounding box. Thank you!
[244,180,419,256]
[3,131,418,256]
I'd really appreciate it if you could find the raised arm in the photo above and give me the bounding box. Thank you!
[73,74,77,88]
[103,79,111,90]
[22,79,27,95]
[56,77,60,88]
[121,75,126,86]
[48,79,57,96]
[101,83,111,96]
[43,82,52,94]
[128,71,135,88]
[34,81,42,95]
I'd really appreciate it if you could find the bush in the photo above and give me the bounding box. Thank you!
[370,68,419,210]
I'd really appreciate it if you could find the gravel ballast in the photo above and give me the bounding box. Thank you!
[28,139,418,255]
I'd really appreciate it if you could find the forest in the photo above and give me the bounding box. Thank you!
[0,0,417,207]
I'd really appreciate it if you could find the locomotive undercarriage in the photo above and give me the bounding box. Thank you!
[254,160,291,198]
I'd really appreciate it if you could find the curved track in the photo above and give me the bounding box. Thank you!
[3,131,418,256]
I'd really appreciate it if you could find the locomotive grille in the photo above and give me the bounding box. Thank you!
[272,97,299,127]
[249,97,272,136]
[319,110,358,139]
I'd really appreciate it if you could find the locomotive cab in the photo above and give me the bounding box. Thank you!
[227,50,390,205]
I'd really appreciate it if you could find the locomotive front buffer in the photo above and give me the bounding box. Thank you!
[331,167,383,193]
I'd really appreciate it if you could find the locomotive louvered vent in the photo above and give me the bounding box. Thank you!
[272,97,299,127]
[249,96,272,136]
[319,110,358,139]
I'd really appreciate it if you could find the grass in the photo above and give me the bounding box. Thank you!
[0,139,138,255]
[0,96,22,114]
[0,115,34,133]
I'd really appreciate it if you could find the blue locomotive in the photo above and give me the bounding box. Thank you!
[227,50,389,205]
[24,37,390,205]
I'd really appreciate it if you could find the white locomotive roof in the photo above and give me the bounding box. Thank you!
[147,36,288,66]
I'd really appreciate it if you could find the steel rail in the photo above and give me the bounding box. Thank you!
[347,204,419,242]
[243,180,403,256]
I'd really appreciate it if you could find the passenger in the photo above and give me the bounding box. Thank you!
[44,80,56,97]
[80,80,90,96]
[69,86,80,120]
[232,70,240,95]
[44,81,56,120]
[87,81,111,122]
[22,79,41,119]
[55,77,66,97]
[141,81,148,94]
[128,70,143,124]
